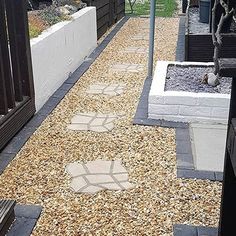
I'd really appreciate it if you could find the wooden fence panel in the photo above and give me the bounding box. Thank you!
[5,0,24,102]
[84,0,125,39]
[0,0,35,150]
[0,0,15,109]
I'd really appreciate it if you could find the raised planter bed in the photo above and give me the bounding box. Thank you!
[185,6,236,62]
[148,61,231,124]
[31,7,97,111]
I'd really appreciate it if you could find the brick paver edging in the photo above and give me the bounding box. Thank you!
[0,16,130,175]
[175,16,185,62]
[173,224,218,236]
[133,75,223,182]
[7,204,42,236]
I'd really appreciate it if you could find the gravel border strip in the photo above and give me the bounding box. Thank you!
[133,75,223,182]
[0,16,130,175]
[175,16,185,62]
[173,224,218,236]
[7,204,42,236]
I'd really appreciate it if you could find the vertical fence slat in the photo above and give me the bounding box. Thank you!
[9,0,34,98]
[0,46,8,115]
[0,0,15,109]
[5,0,24,102]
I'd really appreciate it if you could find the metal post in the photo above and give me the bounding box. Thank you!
[148,0,156,78]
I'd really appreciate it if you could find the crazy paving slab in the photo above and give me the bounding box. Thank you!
[132,34,149,41]
[86,83,125,96]
[67,112,119,132]
[110,63,144,73]
[122,47,148,54]
[66,160,134,194]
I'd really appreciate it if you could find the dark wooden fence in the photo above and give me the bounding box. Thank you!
[185,6,236,62]
[0,0,35,150]
[84,0,125,39]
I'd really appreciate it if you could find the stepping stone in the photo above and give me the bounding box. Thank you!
[122,47,148,54]
[132,34,149,41]
[67,112,119,132]
[110,63,144,73]
[66,160,134,194]
[86,83,125,96]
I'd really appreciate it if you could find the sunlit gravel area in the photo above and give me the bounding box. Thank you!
[0,17,221,236]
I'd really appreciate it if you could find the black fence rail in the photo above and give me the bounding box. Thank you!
[84,0,125,39]
[0,0,35,150]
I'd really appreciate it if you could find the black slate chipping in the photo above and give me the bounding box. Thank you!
[165,65,232,94]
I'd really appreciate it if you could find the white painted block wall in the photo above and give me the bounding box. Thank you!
[31,7,97,111]
[148,61,230,124]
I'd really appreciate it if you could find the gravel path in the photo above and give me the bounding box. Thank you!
[0,17,221,235]
[166,65,232,94]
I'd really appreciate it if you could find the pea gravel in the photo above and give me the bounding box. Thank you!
[0,17,221,236]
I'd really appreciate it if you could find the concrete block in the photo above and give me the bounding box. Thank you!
[148,95,164,104]
[211,107,229,119]
[197,93,230,107]
[179,106,211,117]
[148,104,179,115]
[164,93,198,105]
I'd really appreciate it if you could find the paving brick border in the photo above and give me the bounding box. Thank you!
[7,204,42,236]
[173,224,218,236]
[0,16,129,175]
[175,16,185,62]
[133,75,223,182]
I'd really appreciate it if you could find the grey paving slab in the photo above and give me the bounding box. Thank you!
[122,47,148,54]
[0,153,15,174]
[197,226,218,236]
[68,112,119,132]
[215,172,224,181]
[110,63,144,73]
[6,204,42,236]
[190,123,226,172]
[6,217,38,236]
[66,160,134,194]
[175,16,186,62]
[176,154,194,170]
[37,97,61,116]
[134,108,148,119]
[176,140,192,154]
[14,205,42,219]
[173,224,218,236]
[176,128,190,141]
[132,34,149,41]
[177,169,216,180]
[86,83,125,96]
[173,224,197,236]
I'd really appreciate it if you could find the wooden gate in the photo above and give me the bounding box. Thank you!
[0,0,35,150]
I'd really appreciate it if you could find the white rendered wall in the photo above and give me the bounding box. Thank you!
[31,7,97,111]
[148,61,230,124]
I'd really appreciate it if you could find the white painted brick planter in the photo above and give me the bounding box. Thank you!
[31,7,97,111]
[148,61,231,124]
